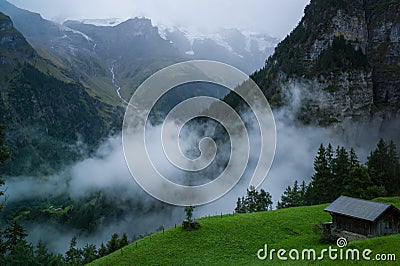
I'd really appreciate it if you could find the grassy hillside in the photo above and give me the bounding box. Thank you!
[89,197,400,265]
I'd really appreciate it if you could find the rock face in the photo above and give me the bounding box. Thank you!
[0,12,36,66]
[252,0,400,125]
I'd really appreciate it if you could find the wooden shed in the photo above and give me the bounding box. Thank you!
[324,196,400,237]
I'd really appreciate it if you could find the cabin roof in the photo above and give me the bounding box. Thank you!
[324,196,399,222]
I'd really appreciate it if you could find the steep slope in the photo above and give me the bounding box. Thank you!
[0,12,36,66]
[0,13,117,175]
[0,0,120,105]
[251,0,400,125]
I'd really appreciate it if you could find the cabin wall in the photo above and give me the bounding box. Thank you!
[333,214,371,236]
[332,208,400,237]
[371,211,400,236]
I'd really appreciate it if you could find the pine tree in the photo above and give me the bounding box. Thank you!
[277,180,307,209]
[343,165,385,199]
[387,141,400,195]
[3,221,28,251]
[331,146,351,199]
[82,243,98,264]
[367,139,399,195]
[5,241,35,265]
[184,206,194,222]
[119,233,129,248]
[349,148,359,168]
[64,236,82,265]
[35,241,64,266]
[107,233,120,254]
[256,189,273,212]
[235,197,243,213]
[305,144,333,204]
[98,243,108,257]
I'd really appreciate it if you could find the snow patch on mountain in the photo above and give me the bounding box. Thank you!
[78,18,129,27]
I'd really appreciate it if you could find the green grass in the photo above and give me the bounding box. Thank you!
[43,205,72,215]
[83,76,121,106]
[89,198,400,265]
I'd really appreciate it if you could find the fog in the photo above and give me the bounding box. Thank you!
[7,0,310,38]
[4,78,398,253]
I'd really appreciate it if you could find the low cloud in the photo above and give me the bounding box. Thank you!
[8,0,310,38]
[4,80,399,253]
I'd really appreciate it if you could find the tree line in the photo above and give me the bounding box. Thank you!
[0,125,131,265]
[277,139,400,208]
[0,220,129,265]
[234,139,400,213]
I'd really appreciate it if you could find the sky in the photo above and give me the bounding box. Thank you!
[8,0,310,38]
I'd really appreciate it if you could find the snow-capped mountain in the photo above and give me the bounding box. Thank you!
[158,25,279,74]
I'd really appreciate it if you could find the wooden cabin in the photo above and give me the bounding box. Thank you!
[324,196,400,237]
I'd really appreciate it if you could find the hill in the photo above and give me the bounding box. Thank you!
[89,197,400,265]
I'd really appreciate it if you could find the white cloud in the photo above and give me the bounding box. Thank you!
[8,0,310,37]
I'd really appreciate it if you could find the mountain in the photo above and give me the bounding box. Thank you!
[1,0,278,107]
[250,0,400,126]
[0,12,117,175]
[0,0,123,105]
[63,18,183,100]
[158,26,279,74]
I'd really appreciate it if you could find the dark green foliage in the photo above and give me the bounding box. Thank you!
[1,64,114,176]
[277,180,307,209]
[343,164,386,199]
[106,233,120,254]
[119,233,129,248]
[97,243,108,258]
[184,206,194,222]
[0,221,65,265]
[182,219,201,230]
[182,206,200,230]
[367,139,400,196]
[0,119,123,265]
[315,35,369,74]
[1,189,167,235]
[2,221,28,251]
[64,236,82,266]
[234,186,272,213]
[304,144,335,204]
[82,244,98,264]
[35,241,64,266]
[62,233,130,265]
[291,139,399,207]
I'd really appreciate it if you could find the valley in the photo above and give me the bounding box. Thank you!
[0,0,399,264]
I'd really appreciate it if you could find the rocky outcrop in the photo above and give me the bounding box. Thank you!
[252,0,400,125]
[0,12,36,66]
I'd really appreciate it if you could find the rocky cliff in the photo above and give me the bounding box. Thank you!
[0,12,36,67]
[252,0,400,125]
